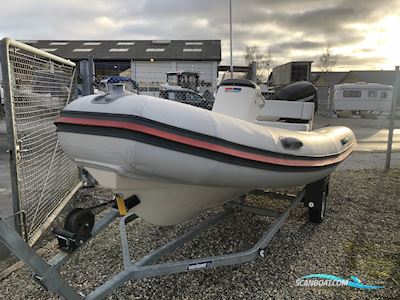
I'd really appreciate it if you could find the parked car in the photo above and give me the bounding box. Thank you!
[159,84,214,110]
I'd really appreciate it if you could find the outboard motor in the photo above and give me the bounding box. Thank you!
[212,79,265,121]
[273,81,318,112]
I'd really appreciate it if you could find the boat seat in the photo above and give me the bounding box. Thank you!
[255,100,314,131]
[258,100,314,120]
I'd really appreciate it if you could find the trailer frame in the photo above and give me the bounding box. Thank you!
[0,188,306,299]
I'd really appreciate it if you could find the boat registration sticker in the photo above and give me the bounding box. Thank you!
[187,261,212,270]
[225,87,241,93]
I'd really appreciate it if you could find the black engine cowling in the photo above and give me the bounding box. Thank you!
[273,81,318,112]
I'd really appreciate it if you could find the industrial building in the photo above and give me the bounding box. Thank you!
[20,39,221,96]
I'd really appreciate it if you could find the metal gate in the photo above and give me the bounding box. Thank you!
[0,38,81,245]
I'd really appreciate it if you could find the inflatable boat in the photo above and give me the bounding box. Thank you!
[55,80,356,225]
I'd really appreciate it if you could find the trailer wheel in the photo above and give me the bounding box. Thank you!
[64,208,95,237]
[305,177,329,223]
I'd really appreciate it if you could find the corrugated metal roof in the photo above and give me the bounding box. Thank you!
[345,70,397,86]
[24,40,221,61]
[311,72,348,85]
[312,71,397,86]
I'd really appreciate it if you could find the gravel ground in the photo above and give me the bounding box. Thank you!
[0,169,399,299]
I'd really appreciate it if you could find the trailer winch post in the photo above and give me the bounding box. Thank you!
[0,218,82,299]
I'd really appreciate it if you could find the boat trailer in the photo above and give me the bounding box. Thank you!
[0,179,328,299]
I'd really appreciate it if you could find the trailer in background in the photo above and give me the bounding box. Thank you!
[270,61,312,87]
[334,82,393,113]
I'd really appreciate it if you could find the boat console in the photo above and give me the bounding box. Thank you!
[213,79,317,131]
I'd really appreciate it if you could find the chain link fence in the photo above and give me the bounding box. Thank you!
[313,84,399,155]
[1,38,81,244]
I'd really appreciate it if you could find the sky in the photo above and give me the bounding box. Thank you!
[0,0,399,71]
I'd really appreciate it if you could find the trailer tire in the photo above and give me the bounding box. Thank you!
[305,177,329,223]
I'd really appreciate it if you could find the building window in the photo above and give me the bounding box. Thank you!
[49,42,68,45]
[343,90,361,98]
[39,48,57,52]
[73,48,93,52]
[109,48,129,52]
[117,42,135,45]
[368,90,377,98]
[20,40,37,44]
[381,91,388,99]
[183,48,202,52]
[185,42,203,45]
[146,48,165,52]
[151,40,171,45]
[83,42,102,46]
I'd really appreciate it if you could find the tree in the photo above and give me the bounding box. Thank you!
[244,45,272,82]
[318,47,337,72]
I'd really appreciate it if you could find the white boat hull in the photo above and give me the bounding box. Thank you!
[55,88,356,225]
[86,167,245,225]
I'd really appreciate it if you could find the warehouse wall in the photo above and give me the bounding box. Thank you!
[132,60,218,96]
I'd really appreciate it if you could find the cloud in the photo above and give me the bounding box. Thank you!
[272,41,325,52]
[0,0,398,70]
[335,55,387,70]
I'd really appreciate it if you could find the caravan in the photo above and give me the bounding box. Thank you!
[334,82,392,112]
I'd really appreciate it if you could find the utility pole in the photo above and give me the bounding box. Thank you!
[229,0,233,79]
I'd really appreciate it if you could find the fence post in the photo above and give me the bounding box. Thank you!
[0,62,3,119]
[88,57,95,94]
[0,91,3,119]
[385,66,399,170]
[1,39,23,236]
[328,85,334,118]
[80,59,94,96]
[250,62,257,82]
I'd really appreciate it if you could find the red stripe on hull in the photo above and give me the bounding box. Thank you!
[56,116,354,167]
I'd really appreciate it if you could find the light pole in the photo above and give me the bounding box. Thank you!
[229,0,233,79]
